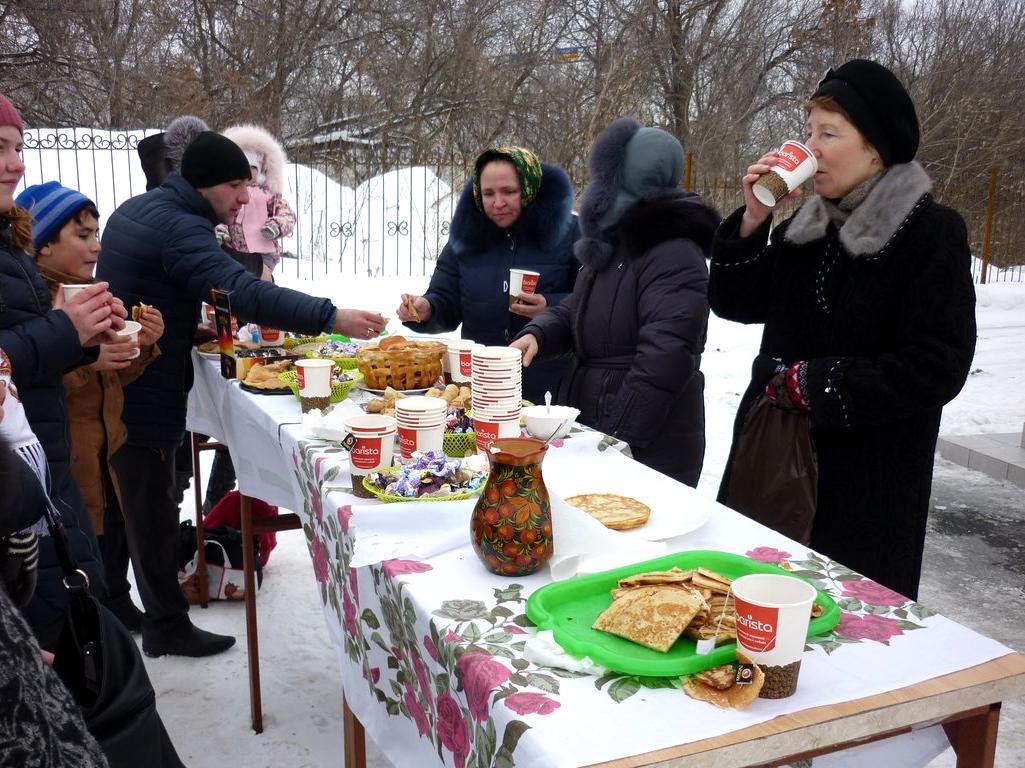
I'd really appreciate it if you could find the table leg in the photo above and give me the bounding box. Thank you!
[943,702,1001,768]
[343,695,367,768]
[241,493,263,733]
[190,432,209,608]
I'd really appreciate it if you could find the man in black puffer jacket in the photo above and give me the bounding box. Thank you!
[98,131,385,657]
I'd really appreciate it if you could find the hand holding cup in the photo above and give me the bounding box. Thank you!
[739,151,805,238]
[60,282,118,346]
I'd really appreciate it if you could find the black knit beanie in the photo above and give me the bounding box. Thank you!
[811,59,920,165]
[180,131,252,188]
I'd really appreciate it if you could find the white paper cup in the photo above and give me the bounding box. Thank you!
[508,269,540,305]
[752,140,818,207]
[343,414,397,474]
[732,573,817,698]
[446,341,477,384]
[259,326,284,347]
[116,320,142,359]
[62,284,92,303]
[473,346,522,363]
[473,416,521,452]
[295,359,334,412]
[397,423,445,458]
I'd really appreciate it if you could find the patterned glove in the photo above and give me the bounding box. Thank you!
[260,221,280,240]
[214,224,230,245]
[765,361,810,412]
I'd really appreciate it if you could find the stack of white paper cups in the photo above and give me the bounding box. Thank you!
[471,346,522,452]
[445,339,476,385]
[395,396,447,459]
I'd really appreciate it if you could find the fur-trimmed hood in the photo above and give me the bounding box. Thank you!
[222,124,289,195]
[615,189,720,260]
[574,117,719,271]
[447,161,575,256]
[785,161,933,257]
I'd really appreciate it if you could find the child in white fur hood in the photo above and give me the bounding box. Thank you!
[220,124,296,272]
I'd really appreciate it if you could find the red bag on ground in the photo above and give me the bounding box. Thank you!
[203,490,278,567]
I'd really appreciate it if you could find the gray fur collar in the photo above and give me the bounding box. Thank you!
[785,161,932,256]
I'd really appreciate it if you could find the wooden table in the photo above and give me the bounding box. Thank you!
[343,653,1025,768]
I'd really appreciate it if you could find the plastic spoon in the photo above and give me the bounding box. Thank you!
[544,390,552,415]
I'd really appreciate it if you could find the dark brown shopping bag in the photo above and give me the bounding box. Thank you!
[726,395,818,544]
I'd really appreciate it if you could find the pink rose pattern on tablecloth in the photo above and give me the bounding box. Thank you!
[756,549,931,655]
[292,440,560,767]
[294,440,937,732]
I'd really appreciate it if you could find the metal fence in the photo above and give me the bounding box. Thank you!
[17,130,1025,285]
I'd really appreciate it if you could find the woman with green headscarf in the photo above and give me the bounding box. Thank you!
[397,146,579,403]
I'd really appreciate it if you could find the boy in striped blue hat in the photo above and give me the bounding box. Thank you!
[15,180,98,253]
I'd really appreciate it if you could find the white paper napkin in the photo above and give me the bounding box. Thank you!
[548,493,666,580]
[522,630,607,675]
[301,398,365,440]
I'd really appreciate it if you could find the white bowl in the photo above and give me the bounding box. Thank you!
[521,405,580,440]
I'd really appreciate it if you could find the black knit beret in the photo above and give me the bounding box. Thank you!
[811,59,920,165]
[180,131,252,188]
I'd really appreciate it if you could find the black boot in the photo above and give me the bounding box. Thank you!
[202,448,237,515]
[142,622,236,658]
[102,593,145,633]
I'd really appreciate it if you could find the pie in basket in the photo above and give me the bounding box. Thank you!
[356,335,445,390]
[591,584,706,652]
[564,493,650,530]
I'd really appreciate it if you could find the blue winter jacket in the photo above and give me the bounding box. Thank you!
[404,162,579,402]
[0,219,107,645]
[98,174,336,446]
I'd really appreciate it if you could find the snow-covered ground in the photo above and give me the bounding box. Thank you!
[148,276,1024,768]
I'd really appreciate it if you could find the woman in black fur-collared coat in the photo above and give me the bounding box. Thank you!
[514,118,720,486]
[710,60,976,599]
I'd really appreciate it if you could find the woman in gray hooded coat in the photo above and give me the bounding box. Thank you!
[513,118,719,486]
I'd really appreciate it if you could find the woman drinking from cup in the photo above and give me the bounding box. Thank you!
[397,146,578,403]
[710,60,976,600]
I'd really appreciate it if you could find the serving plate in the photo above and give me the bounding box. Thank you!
[525,550,840,677]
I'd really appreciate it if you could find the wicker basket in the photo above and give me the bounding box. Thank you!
[356,340,446,390]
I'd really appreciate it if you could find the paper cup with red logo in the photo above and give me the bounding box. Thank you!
[473,414,521,452]
[508,269,540,306]
[395,396,447,458]
[116,320,142,359]
[259,326,284,347]
[732,573,817,698]
[446,340,476,384]
[295,359,335,413]
[343,414,397,498]
[752,140,818,207]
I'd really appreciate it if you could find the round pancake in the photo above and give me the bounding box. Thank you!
[564,493,651,530]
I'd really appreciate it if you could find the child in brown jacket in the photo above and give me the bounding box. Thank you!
[17,181,164,631]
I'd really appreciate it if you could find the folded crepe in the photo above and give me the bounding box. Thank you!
[683,652,764,710]
[592,585,706,653]
[243,359,293,389]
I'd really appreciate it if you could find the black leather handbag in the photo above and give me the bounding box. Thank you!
[42,501,185,768]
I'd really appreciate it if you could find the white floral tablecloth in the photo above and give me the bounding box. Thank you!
[187,353,1014,768]
[280,426,1011,768]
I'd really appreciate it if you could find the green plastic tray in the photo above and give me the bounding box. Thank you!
[525,549,840,677]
